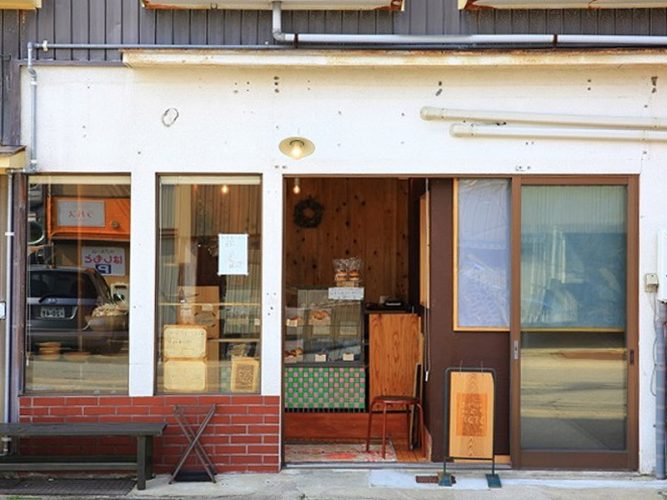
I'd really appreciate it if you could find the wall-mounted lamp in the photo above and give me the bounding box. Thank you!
[221,184,229,195]
[279,136,315,160]
[292,178,301,195]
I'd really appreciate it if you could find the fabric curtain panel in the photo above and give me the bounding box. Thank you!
[456,179,511,329]
[520,185,627,330]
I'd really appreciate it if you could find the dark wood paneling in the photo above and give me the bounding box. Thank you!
[426,179,510,462]
[424,179,453,462]
[284,412,410,441]
[284,178,409,306]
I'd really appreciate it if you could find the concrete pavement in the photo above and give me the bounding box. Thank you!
[124,468,667,499]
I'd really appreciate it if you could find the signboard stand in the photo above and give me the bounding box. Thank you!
[439,366,501,489]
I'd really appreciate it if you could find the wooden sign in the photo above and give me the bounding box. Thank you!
[164,360,207,392]
[163,325,207,359]
[448,371,494,459]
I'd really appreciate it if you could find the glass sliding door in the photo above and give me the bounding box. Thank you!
[518,183,634,466]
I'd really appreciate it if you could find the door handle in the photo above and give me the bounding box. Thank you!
[513,340,519,361]
[629,349,635,365]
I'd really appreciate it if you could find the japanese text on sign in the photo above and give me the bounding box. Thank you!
[218,234,248,276]
[57,200,105,227]
[81,246,126,276]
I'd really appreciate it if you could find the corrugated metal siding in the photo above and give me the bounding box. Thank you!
[4,1,667,62]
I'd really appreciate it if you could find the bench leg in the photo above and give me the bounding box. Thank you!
[146,436,154,480]
[137,436,147,491]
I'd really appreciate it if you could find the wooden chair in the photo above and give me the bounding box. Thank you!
[365,395,424,459]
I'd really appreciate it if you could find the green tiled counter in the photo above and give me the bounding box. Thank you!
[284,366,366,410]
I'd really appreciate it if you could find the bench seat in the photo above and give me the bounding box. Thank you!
[0,423,166,490]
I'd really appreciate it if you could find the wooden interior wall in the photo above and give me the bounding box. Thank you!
[284,178,409,304]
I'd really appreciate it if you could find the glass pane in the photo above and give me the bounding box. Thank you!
[521,186,626,329]
[520,332,627,451]
[456,179,510,328]
[156,177,262,394]
[520,185,627,451]
[25,176,130,394]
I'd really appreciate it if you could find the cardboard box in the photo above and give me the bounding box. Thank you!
[177,286,220,340]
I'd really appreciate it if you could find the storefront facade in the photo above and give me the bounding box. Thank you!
[8,53,657,473]
[2,0,667,478]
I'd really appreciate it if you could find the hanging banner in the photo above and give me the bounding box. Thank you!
[218,233,248,275]
[448,371,494,459]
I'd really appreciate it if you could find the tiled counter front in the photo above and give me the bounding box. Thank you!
[19,395,280,473]
[284,366,366,410]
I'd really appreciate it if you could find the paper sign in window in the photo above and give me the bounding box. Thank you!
[218,234,248,275]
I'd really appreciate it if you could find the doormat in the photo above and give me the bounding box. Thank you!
[0,478,135,496]
[285,441,397,463]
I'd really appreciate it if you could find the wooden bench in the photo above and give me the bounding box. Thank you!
[0,422,166,490]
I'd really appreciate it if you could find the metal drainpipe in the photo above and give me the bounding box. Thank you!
[3,172,12,430]
[271,1,667,47]
[656,299,667,479]
[27,42,39,173]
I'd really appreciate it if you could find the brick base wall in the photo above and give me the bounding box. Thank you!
[18,395,281,474]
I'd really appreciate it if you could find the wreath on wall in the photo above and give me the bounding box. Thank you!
[293,196,324,229]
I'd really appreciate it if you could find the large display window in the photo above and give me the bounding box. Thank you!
[25,175,130,394]
[156,175,262,394]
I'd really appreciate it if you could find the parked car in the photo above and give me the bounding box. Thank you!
[27,266,128,354]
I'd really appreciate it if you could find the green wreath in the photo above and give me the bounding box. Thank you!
[293,196,324,229]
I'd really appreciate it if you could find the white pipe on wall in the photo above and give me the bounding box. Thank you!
[449,123,667,142]
[421,107,667,130]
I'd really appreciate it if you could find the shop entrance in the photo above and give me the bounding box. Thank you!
[281,176,638,469]
[282,177,428,464]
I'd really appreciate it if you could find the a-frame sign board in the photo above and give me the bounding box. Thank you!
[440,367,501,488]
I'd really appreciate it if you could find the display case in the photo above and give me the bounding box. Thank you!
[284,287,366,410]
[284,288,364,366]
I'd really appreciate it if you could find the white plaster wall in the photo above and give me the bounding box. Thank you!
[21,60,667,474]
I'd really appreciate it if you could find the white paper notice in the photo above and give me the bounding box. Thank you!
[218,233,248,275]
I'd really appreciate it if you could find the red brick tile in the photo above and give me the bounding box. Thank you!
[247,445,278,454]
[231,435,261,444]
[83,406,114,416]
[30,397,66,407]
[163,396,199,405]
[20,407,49,416]
[248,405,280,415]
[230,455,263,464]
[50,407,82,416]
[214,445,247,455]
[262,455,280,465]
[116,406,149,415]
[247,425,279,435]
[97,396,132,406]
[131,397,161,406]
[262,435,279,444]
[199,395,231,405]
[264,415,279,424]
[229,395,263,405]
[230,415,264,425]
[64,396,99,406]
